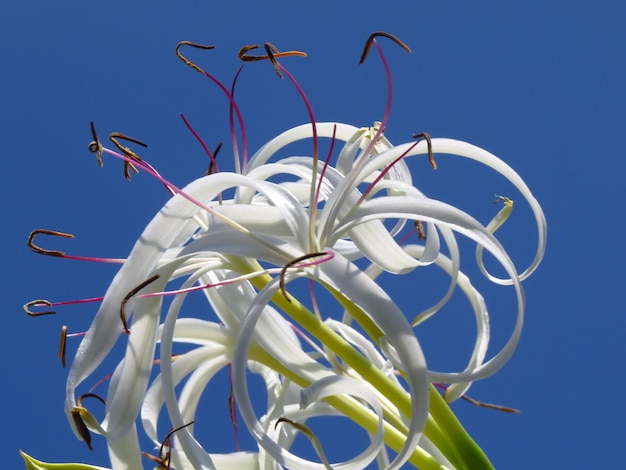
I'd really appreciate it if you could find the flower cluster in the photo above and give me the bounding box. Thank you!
[23,33,546,470]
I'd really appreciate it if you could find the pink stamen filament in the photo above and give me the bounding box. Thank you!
[289,321,327,357]
[395,225,420,246]
[317,39,397,247]
[180,113,219,173]
[198,68,248,173]
[276,64,320,249]
[102,145,302,271]
[277,64,319,163]
[229,65,246,173]
[100,147,248,232]
[137,251,335,301]
[355,39,394,167]
[313,124,337,212]
[308,278,321,319]
[227,365,240,451]
[358,140,421,205]
[48,296,104,307]
[86,356,180,395]
[59,254,125,264]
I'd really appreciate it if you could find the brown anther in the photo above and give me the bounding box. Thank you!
[264,43,282,78]
[24,299,56,317]
[461,394,521,414]
[159,422,194,464]
[59,325,67,367]
[411,132,436,170]
[207,142,222,176]
[359,31,412,64]
[175,41,216,75]
[120,274,160,334]
[275,418,329,466]
[228,382,237,436]
[414,221,426,241]
[88,121,103,166]
[279,253,326,302]
[71,408,93,451]
[275,416,294,430]
[109,132,147,181]
[77,393,106,408]
[142,452,167,469]
[143,421,195,469]
[238,43,307,78]
[28,229,75,257]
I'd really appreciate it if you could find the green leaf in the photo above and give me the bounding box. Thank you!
[20,451,110,470]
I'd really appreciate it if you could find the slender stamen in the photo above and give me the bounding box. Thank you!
[238,42,307,78]
[99,145,293,262]
[279,252,331,302]
[357,35,403,162]
[179,113,219,174]
[176,41,249,173]
[120,274,160,334]
[77,393,106,408]
[109,132,148,181]
[28,229,125,264]
[415,221,427,241]
[136,266,273,300]
[319,32,412,247]
[142,421,195,470]
[273,63,320,250]
[358,140,421,204]
[175,41,216,75]
[142,451,165,468]
[59,325,67,367]
[88,121,103,166]
[227,365,239,451]
[359,31,412,64]
[238,43,306,62]
[313,124,337,214]
[433,383,521,413]
[275,418,331,469]
[28,229,74,257]
[229,65,245,173]
[411,132,436,170]
[460,394,521,414]
[160,421,195,467]
[264,43,282,78]
[208,142,222,175]
[24,299,55,316]
[71,408,93,451]
[24,296,105,317]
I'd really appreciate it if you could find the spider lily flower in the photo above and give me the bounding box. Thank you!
[24,34,546,470]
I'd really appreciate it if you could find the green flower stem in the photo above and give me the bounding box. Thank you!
[249,345,444,469]
[319,275,493,469]
[428,386,494,469]
[234,257,490,468]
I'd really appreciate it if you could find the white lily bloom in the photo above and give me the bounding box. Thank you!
[25,35,545,470]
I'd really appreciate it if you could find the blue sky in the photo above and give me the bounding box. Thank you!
[3,1,625,469]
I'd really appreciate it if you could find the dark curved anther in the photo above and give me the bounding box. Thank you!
[176,41,216,75]
[109,132,148,180]
[411,132,436,170]
[120,274,160,334]
[359,31,412,64]
[24,299,55,317]
[238,43,306,78]
[28,229,75,257]
[279,252,327,302]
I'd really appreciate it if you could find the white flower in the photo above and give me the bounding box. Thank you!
[27,34,546,470]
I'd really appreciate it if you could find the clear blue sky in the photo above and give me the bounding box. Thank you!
[3,2,625,469]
